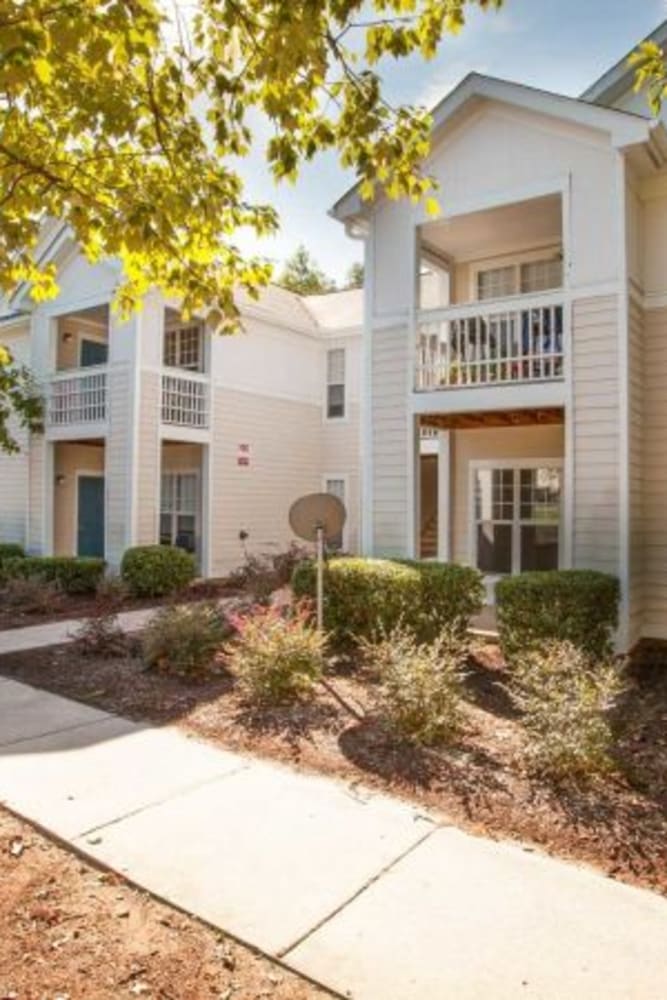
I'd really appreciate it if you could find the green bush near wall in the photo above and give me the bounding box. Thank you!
[0,543,25,563]
[292,556,484,647]
[121,544,196,597]
[496,569,620,662]
[3,555,105,594]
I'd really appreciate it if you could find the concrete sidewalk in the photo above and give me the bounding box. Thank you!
[1,677,666,999]
[0,607,157,654]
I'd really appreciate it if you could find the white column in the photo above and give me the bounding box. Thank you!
[437,429,451,562]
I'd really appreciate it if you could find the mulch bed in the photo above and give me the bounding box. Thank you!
[0,809,331,1000]
[1,641,666,898]
[0,578,236,631]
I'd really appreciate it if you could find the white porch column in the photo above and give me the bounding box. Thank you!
[437,429,451,562]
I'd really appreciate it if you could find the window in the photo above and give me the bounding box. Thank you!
[474,465,561,575]
[326,348,346,419]
[477,266,516,301]
[160,472,198,553]
[163,323,203,372]
[520,258,562,294]
[324,477,346,550]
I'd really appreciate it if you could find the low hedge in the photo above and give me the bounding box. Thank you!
[121,544,196,597]
[292,557,484,646]
[0,543,25,563]
[3,555,105,594]
[496,570,620,662]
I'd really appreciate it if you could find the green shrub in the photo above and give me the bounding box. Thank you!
[510,640,626,781]
[364,625,467,746]
[496,570,620,662]
[3,555,105,594]
[1,575,63,614]
[227,603,324,704]
[292,557,484,647]
[142,603,229,677]
[121,545,196,597]
[0,543,25,563]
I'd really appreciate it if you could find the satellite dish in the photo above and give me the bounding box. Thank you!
[289,492,346,544]
[289,492,346,631]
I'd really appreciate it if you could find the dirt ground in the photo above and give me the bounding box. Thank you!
[1,641,666,898]
[0,808,331,1000]
[0,579,235,631]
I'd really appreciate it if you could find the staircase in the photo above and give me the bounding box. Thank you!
[420,513,438,559]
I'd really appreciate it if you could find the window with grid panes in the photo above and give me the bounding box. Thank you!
[325,478,345,549]
[326,348,346,418]
[163,324,203,371]
[160,472,198,552]
[520,258,562,294]
[476,265,516,301]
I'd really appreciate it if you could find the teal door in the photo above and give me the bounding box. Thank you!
[80,338,108,367]
[77,476,105,557]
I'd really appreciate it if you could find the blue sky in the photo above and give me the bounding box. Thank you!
[235,1,666,285]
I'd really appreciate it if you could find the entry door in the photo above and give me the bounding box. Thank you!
[80,338,108,367]
[77,476,105,557]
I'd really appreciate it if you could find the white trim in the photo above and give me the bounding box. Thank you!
[437,430,451,562]
[561,173,575,570]
[406,222,419,559]
[322,473,350,551]
[361,229,374,555]
[616,152,631,652]
[411,380,566,416]
[324,345,348,422]
[73,470,105,559]
[43,441,54,556]
[467,458,564,582]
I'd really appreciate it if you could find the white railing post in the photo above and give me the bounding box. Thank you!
[414,290,564,393]
[48,369,108,426]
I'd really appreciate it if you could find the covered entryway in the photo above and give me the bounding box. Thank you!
[419,409,565,601]
[53,439,106,558]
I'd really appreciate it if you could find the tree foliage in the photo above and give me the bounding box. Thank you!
[278,245,336,295]
[345,261,365,289]
[630,41,667,114]
[0,343,43,452]
[0,0,503,329]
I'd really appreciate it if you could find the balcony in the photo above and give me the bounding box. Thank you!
[161,371,209,429]
[415,292,564,393]
[48,368,107,427]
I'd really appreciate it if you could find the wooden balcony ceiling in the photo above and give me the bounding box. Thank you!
[421,407,564,431]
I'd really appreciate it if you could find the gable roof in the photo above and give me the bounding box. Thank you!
[581,19,667,108]
[331,71,655,223]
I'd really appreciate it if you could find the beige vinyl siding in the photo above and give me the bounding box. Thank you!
[53,443,104,556]
[135,370,160,545]
[627,295,644,644]
[371,326,410,555]
[104,365,132,566]
[571,296,619,576]
[641,306,667,635]
[321,399,360,552]
[209,387,321,574]
[0,329,30,546]
[450,425,565,566]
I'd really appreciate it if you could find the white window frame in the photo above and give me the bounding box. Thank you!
[325,347,346,421]
[322,473,349,551]
[159,469,200,555]
[468,457,564,579]
[470,247,563,303]
[163,322,205,373]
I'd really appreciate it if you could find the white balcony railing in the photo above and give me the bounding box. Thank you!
[161,371,209,428]
[48,368,107,426]
[415,292,564,391]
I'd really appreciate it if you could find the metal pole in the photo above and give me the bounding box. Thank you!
[316,523,324,632]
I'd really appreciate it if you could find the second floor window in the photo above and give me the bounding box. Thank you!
[326,348,346,419]
[164,323,203,372]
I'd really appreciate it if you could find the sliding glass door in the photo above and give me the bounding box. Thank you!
[473,463,562,576]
